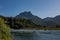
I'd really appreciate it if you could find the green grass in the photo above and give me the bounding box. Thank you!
[20,27,60,30]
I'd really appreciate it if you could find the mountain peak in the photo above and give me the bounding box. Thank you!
[15,11,60,27]
[19,11,32,16]
[16,11,33,19]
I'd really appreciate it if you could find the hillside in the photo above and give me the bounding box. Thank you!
[15,11,59,27]
[44,15,60,25]
[4,17,40,29]
[0,15,60,30]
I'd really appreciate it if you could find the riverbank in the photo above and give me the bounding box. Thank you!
[18,27,60,30]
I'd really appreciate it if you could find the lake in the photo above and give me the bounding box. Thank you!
[11,30,60,40]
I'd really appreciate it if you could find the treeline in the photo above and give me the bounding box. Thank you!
[0,15,60,29]
[0,15,40,29]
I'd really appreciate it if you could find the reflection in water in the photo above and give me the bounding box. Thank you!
[11,30,60,40]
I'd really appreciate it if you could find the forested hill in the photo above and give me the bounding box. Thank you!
[0,15,60,30]
[0,16,40,29]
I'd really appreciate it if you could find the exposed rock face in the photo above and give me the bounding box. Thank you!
[44,15,60,25]
[16,11,33,19]
[15,11,60,27]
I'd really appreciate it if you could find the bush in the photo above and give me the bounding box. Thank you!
[0,18,12,40]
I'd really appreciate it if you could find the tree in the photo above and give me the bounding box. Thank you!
[0,18,12,40]
[56,25,60,28]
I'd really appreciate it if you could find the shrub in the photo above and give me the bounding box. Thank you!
[0,18,12,40]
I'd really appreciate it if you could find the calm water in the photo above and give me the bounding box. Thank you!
[11,30,60,40]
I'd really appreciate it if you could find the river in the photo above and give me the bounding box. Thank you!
[11,30,60,40]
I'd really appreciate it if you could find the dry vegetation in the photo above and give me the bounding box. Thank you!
[20,27,60,30]
[0,18,12,40]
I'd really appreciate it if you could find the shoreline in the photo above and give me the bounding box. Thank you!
[13,27,60,30]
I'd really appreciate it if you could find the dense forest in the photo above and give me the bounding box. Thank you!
[0,15,40,29]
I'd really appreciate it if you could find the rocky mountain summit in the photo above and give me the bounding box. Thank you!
[16,11,60,27]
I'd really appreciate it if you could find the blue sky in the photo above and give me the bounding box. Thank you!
[0,0,60,18]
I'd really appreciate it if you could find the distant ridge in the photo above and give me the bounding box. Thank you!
[15,11,60,27]
[44,15,60,25]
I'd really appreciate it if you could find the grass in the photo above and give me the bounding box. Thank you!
[20,27,60,30]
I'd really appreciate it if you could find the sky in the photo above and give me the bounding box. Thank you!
[0,0,60,18]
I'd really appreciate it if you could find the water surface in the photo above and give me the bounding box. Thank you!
[11,30,60,40]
